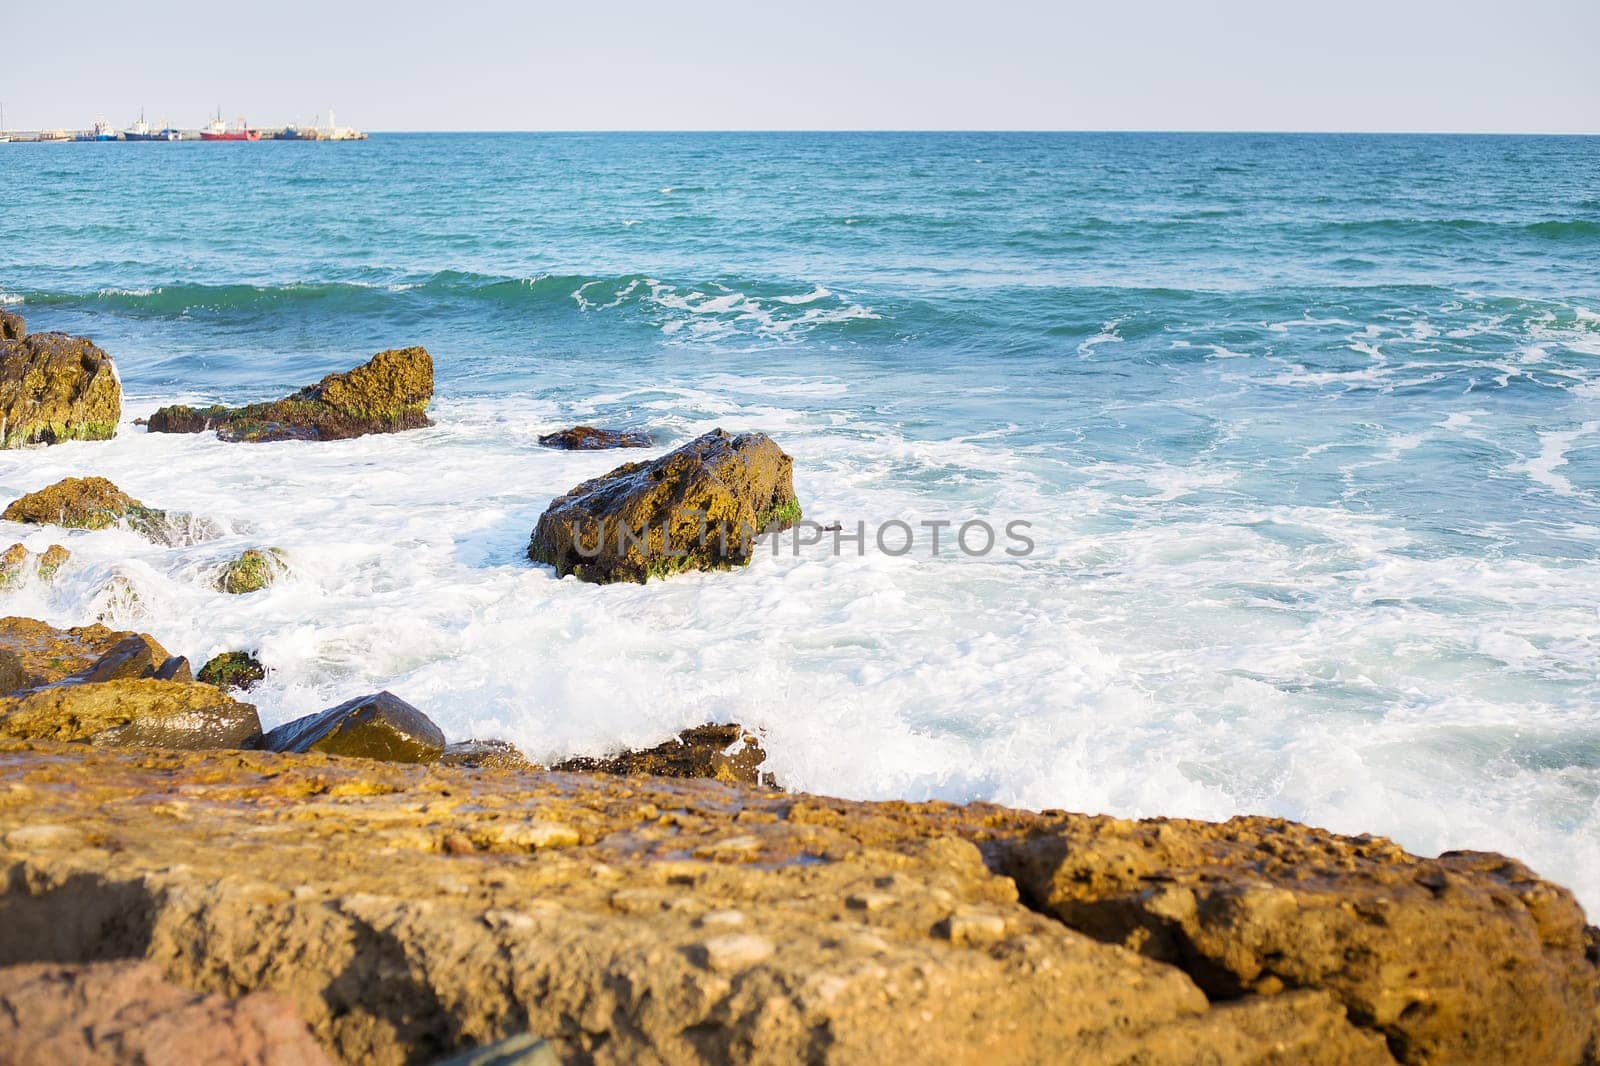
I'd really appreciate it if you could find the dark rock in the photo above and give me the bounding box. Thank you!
[0,331,121,448]
[433,1033,559,1066]
[154,655,194,683]
[197,651,267,692]
[528,428,802,583]
[0,678,262,749]
[70,633,164,683]
[0,616,169,688]
[261,690,445,763]
[441,738,537,772]
[554,723,771,786]
[0,309,23,341]
[0,960,333,1065]
[537,425,653,450]
[146,347,433,443]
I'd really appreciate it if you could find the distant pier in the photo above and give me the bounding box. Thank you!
[0,128,366,142]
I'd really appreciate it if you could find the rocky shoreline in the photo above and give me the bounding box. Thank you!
[1,315,1598,1062]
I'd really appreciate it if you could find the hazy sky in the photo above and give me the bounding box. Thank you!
[4,0,1596,132]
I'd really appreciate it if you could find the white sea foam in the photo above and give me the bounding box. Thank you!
[1516,421,1600,497]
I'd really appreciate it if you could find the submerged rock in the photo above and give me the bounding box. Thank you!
[146,347,434,443]
[528,428,802,583]
[0,331,122,448]
[215,548,286,594]
[261,690,446,763]
[440,738,536,772]
[0,542,70,587]
[0,309,23,341]
[554,723,770,785]
[0,960,332,1066]
[1,475,216,545]
[1,741,1592,1064]
[0,678,261,749]
[197,650,267,692]
[537,425,653,450]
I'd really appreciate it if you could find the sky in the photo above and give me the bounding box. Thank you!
[3,0,1596,133]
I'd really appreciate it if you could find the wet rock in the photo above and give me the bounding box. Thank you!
[537,425,653,450]
[441,738,536,771]
[146,347,433,443]
[0,615,169,688]
[1,476,216,545]
[0,960,332,1065]
[215,548,286,594]
[0,678,262,749]
[154,655,194,682]
[992,814,1600,1065]
[0,331,121,448]
[197,650,267,692]
[0,542,70,587]
[528,428,802,583]
[0,309,23,341]
[261,690,445,763]
[433,1033,559,1066]
[554,723,771,785]
[69,632,173,683]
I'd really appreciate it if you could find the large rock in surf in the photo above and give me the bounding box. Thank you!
[261,690,446,763]
[0,960,332,1066]
[0,328,122,449]
[0,678,261,749]
[537,425,653,450]
[528,428,802,583]
[1,741,1594,1064]
[2,475,217,545]
[146,347,433,443]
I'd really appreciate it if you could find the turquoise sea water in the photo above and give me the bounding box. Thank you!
[2,133,1599,907]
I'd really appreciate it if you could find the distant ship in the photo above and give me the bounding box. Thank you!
[123,110,178,141]
[200,108,260,141]
[79,117,119,142]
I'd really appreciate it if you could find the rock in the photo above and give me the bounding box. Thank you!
[1,476,215,545]
[528,428,802,583]
[0,543,70,587]
[215,548,286,594]
[440,738,536,771]
[432,1033,559,1066]
[261,690,445,763]
[0,331,121,448]
[69,632,171,683]
[0,650,25,697]
[0,960,332,1065]
[537,425,653,450]
[154,655,194,682]
[197,650,267,692]
[146,347,433,443]
[554,723,770,785]
[0,616,172,689]
[16,744,1584,1063]
[0,309,23,341]
[0,679,261,749]
[991,814,1600,1065]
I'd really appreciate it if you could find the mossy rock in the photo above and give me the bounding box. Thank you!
[0,331,122,449]
[528,428,802,584]
[0,543,70,588]
[197,651,266,692]
[146,348,433,443]
[214,549,285,595]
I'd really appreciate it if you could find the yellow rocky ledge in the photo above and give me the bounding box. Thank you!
[0,741,1594,1065]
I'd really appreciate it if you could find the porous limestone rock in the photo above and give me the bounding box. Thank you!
[0,960,332,1066]
[145,347,433,443]
[528,428,802,583]
[261,690,445,763]
[0,743,1590,1063]
[0,331,122,448]
[0,679,261,749]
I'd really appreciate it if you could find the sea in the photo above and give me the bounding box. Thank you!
[2,132,1597,909]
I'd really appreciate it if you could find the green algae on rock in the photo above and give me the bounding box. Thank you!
[0,329,122,449]
[0,543,70,588]
[0,678,262,749]
[214,548,286,594]
[261,690,446,763]
[197,650,267,692]
[2,476,219,546]
[146,347,434,443]
[537,425,654,450]
[528,428,802,583]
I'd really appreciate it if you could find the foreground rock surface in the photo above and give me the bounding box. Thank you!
[529,428,803,583]
[146,347,433,443]
[2,475,215,545]
[1,742,1593,1065]
[0,959,332,1066]
[537,425,653,450]
[0,328,122,448]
